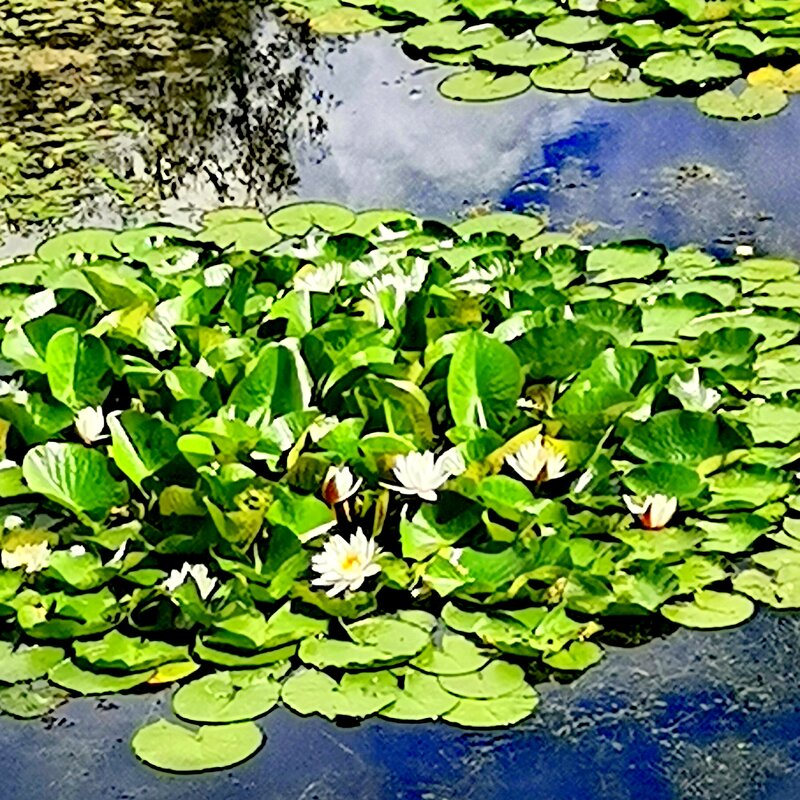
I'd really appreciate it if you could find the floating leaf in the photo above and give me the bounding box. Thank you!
[131,719,264,773]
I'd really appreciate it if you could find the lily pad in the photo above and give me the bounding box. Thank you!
[131,719,264,773]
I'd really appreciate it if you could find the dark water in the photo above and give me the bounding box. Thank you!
[1,8,800,800]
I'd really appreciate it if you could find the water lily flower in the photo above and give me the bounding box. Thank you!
[1,541,51,573]
[293,262,343,293]
[75,406,107,445]
[670,368,721,412]
[449,260,505,295]
[572,469,594,494]
[204,263,232,287]
[382,448,466,502]
[624,494,678,530]
[68,544,87,557]
[0,378,28,405]
[361,274,406,328]
[311,529,382,597]
[505,437,569,483]
[321,465,362,507]
[735,244,754,257]
[163,562,218,601]
[2,514,23,531]
[290,235,324,261]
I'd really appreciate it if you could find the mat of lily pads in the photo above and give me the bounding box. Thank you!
[278,0,800,119]
[0,201,799,773]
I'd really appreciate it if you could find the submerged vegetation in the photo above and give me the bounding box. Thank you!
[0,0,315,231]
[0,203,798,770]
[279,0,800,118]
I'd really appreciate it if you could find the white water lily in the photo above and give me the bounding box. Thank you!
[311,529,382,597]
[573,469,594,494]
[68,544,87,557]
[375,224,411,242]
[735,244,754,257]
[196,357,215,378]
[0,378,27,405]
[321,465,363,506]
[107,541,128,566]
[1,541,51,573]
[2,514,23,531]
[669,368,721,412]
[361,273,406,328]
[505,437,569,483]
[75,406,107,445]
[163,562,218,600]
[204,263,233,288]
[293,262,343,293]
[382,448,466,502]
[624,494,678,530]
[449,260,505,295]
[290,235,325,261]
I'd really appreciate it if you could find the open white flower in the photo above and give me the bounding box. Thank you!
[669,368,721,412]
[449,260,505,295]
[321,465,362,506]
[294,262,343,293]
[1,541,51,573]
[361,274,406,328]
[505,437,569,483]
[624,494,678,530]
[382,448,466,502]
[311,529,382,597]
[75,406,107,445]
[163,563,217,600]
[2,514,23,531]
[204,263,233,288]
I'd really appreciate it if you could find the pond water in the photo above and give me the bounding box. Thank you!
[1,6,800,800]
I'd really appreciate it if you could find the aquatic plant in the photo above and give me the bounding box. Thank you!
[0,203,798,771]
[276,0,800,118]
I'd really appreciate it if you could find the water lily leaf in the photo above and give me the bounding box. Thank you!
[453,212,545,239]
[45,329,111,410]
[173,667,286,723]
[380,670,459,720]
[536,14,612,45]
[623,410,746,466]
[49,660,155,695]
[299,617,430,668]
[74,630,188,673]
[0,642,64,684]
[697,85,788,120]
[281,668,398,719]
[448,330,522,432]
[590,75,660,101]
[267,203,356,236]
[661,589,755,629]
[586,243,663,282]
[640,49,740,87]
[532,54,625,92]
[193,638,298,669]
[438,70,532,101]
[22,443,129,521]
[442,683,538,727]
[131,719,264,773]
[543,640,604,671]
[410,633,491,675]
[438,660,526,698]
[0,682,68,718]
[37,230,118,265]
[475,40,570,68]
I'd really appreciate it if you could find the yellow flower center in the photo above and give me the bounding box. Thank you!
[340,553,363,572]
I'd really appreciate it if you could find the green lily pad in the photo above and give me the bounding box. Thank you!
[438,70,532,101]
[131,719,264,773]
[173,667,286,723]
[661,590,756,629]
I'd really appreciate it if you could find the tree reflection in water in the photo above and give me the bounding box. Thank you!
[0,0,325,234]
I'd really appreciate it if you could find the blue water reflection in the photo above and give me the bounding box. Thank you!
[1,22,800,800]
[295,35,800,256]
